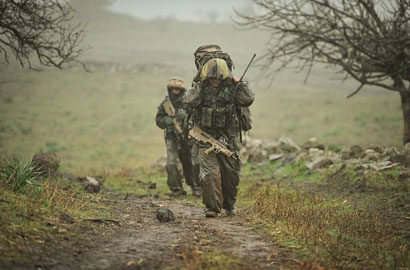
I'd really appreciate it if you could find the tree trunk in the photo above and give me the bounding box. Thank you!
[400,90,410,145]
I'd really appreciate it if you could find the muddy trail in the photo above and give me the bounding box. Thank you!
[7,191,300,270]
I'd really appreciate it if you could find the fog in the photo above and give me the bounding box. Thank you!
[109,0,251,22]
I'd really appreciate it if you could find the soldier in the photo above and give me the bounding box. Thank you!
[183,58,254,217]
[187,45,224,198]
[156,78,199,196]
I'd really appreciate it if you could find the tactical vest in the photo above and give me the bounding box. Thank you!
[193,82,238,141]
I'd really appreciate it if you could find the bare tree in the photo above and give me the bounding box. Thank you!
[235,0,410,144]
[0,0,86,69]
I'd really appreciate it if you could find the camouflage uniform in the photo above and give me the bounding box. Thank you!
[188,44,225,197]
[183,59,254,216]
[156,78,194,195]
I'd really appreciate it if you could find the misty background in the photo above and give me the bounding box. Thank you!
[0,0,402,172]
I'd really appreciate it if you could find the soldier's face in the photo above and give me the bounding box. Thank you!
[209,79,221,89]
[171,88,181,95]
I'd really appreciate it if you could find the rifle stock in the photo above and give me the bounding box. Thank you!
[188,126,237,160]
[163,100,184,134]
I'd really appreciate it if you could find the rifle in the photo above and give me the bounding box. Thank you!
[188,125,237,160]
[163,99,184,135]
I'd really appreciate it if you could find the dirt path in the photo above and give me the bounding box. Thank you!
[14,193,298,270]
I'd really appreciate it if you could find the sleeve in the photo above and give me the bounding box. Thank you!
[182,83,202,108]
[234,82,254,107]
[155,100,167,129]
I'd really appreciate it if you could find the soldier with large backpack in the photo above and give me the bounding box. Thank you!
[183,55,255,217]
[191,45,253,135]
[187,46,253,200]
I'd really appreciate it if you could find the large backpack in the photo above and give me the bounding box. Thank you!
[190,45,252,135]
[193,45,234,83]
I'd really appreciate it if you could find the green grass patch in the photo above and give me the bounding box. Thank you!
[237,160,410,269]
[103,166,202,206]
[0,157,39,192]
[0,172,112,264]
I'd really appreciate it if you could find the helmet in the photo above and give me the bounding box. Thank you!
[167,77,185,90]
[194,44,222,69]
[200,58,231,82]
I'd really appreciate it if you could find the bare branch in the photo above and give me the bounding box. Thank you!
[0,0,86,70]
[346,83,365,99]
[234,0,410,93]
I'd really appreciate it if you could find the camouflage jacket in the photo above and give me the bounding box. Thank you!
[183,79,254,148]
[155,91,188,140]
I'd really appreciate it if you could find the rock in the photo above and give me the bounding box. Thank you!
[383,147,405,163]
[31,152,60,178]
[369,145,384,153]
[341,145,365,160]
[269,154,284,162]
[264,141,282,155]
[303,137,325,150]
[308,148,324,157]
[248,148,268,163]
[350,145,364,159]
[398,171,410,181]
[280,154,299,167]
[148,182,157,189]
[305,157,334,170]
[59,213,74,224]
[156,208,175,223]
[364,149,380,161]
[355,161,400,171]
[78,176,101,193]
[279,137,301,153]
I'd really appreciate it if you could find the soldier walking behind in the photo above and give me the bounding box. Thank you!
[156,78,198,196]
[183,58,254,217]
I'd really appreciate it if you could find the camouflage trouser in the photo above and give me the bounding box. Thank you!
[199,147,241,213]
[166,138,193,192]
[190,142,201,191]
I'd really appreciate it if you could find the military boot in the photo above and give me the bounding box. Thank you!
[205,210,218,218]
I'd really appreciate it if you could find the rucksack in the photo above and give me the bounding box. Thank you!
[192,51,235,84]
[190,46,253,135]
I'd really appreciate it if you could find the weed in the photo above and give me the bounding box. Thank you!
[238,161,410,269]
[0,156,38,192]
[175,243,246,270]
[327,143,342,153]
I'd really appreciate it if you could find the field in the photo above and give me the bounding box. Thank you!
[0,2,404,173]
[1,2,409,269]
[0,66,402,173]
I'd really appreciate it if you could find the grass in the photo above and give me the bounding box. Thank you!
[0,157,39,191]
[237,160,410,269]
[0,67,402,174]
[102,166,203,206]
[0,7,404,174]
[174,245,247,270]
[0,167,113,265]
[0,7,408,269]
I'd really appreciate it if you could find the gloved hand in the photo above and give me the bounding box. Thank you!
[164,116,174,126]
[176,110,187,121]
